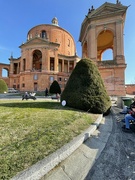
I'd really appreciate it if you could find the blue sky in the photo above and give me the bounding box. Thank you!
[0,0,134,84]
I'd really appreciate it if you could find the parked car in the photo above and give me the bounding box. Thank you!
[51,93,60,100]
[8,88,18,93]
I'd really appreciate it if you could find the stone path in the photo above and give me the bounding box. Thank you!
[85,106,135,180]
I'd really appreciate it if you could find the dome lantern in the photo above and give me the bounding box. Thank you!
[52,17,59,26]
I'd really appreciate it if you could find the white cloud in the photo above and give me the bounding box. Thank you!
[0,45,10,51]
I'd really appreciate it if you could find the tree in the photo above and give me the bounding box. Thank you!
[49,80,61,95]
[0,79,8,93]
[61,58,111,114]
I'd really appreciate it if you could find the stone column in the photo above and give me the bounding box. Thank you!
[54,49,58,72]
[17,63,19,74]
[28,49,32,71]
[20,58,23,72]
[62,59,64,72]
[10,60,14,74]
[45,47,50,71]
[116,20,124,56]
[113,35,117,59]
[42,48,46,71]
[87,25,97,61]
[68,61,69,73]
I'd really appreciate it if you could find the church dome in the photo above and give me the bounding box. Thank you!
[26,19,76,56]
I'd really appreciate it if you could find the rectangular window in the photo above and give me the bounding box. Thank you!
[64,61,68,73]
[34,74,38,80]
[13,63,18,74]
[50,57,54,71]
[58,77,62,81]
[34,83,38,91]
[22,83,25,87]
[69,62,74,73]
[68,39,70,47]
[50,76,54,82]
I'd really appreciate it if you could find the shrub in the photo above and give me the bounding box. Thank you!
[0,79,8,93]
[49,80,61,94]
[61,58,111,114]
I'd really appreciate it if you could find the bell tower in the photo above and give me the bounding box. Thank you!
[79,1,129,96]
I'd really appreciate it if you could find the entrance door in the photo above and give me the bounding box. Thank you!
[34,83,37,91]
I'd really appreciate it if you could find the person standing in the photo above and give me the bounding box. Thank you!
[56,93,60,101]
[45,88,48,97]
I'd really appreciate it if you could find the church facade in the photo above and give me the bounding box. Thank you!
[0,1,128,96]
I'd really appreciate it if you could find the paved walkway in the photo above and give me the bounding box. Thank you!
[85,106,135,180]
[41,106,135,180]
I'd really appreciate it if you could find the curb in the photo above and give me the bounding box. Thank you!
[11,114,103,180]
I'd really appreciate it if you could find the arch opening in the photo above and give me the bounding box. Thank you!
[97,30,114,61]
[102,48,113,61]
[32,50,42,71]
[2,68,9,77]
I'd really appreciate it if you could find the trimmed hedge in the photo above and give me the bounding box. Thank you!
[61,58,111,114]
[0,79,7,93]
[49,80,61,94]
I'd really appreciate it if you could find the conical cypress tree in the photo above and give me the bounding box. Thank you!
[49,80,61,95]
[61,58,111,114]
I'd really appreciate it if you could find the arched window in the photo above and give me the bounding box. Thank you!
[41,31,47,39]
[32,50,42,71]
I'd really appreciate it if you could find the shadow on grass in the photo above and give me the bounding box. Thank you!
[0,101,78,111]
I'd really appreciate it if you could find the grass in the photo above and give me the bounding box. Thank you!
[0,99,99,179]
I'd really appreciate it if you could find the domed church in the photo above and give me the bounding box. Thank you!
[0,17,79,92]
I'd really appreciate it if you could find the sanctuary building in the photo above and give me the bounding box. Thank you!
[0,1,129,96]
[0,17,79,92]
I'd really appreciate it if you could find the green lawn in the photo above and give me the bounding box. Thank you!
[0,99,99,179]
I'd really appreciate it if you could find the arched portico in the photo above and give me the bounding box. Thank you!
[0,63,10,86]
[79,2,128,96]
